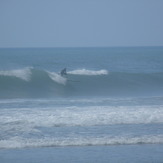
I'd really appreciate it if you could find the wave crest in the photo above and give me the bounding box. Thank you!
[0,67,32,81]
[68,69,108,75]
[0,67,163,98]
[47,71,67,85]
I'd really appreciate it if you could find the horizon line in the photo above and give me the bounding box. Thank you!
[0,45,163,49]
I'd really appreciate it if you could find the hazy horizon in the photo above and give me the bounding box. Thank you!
[1,0,163,48]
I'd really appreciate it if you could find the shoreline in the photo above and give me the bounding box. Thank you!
[1,144,163,163]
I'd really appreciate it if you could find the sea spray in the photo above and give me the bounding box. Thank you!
[68,69,108,75]
[47,71,67,85]
[0,67,32,81]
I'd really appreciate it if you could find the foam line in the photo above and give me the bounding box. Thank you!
[1,105,163,128]
[0,135,163,149]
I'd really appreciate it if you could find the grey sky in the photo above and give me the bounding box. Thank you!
[0,0,163,48]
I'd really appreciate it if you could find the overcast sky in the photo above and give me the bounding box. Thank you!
[0,0,163,48]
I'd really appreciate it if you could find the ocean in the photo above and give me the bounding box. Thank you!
[0,47,163,162]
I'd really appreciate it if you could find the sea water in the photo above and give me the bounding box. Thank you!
[0,47,163,162]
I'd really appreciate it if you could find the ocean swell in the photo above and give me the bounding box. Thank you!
[0,68,163,98]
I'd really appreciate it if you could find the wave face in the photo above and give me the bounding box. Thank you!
[0,67,163,98]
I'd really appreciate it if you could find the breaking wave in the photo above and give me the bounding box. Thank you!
[1,101,163,149]
[0,67,163,98]
[68,69,108,75]
[0,67,31,81]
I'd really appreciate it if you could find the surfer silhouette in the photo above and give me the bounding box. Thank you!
[60,68,67,76]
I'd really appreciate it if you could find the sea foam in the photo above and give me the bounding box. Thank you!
[47,71,67,85]
[0,135,163,149]
[0,67,31,81]
[68,69,108,75]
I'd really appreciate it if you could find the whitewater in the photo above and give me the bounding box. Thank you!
[0,47,163,161]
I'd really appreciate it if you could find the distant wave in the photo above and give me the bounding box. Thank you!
[0,67,163,98]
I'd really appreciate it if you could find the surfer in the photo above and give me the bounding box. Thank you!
[60,68,67,76]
